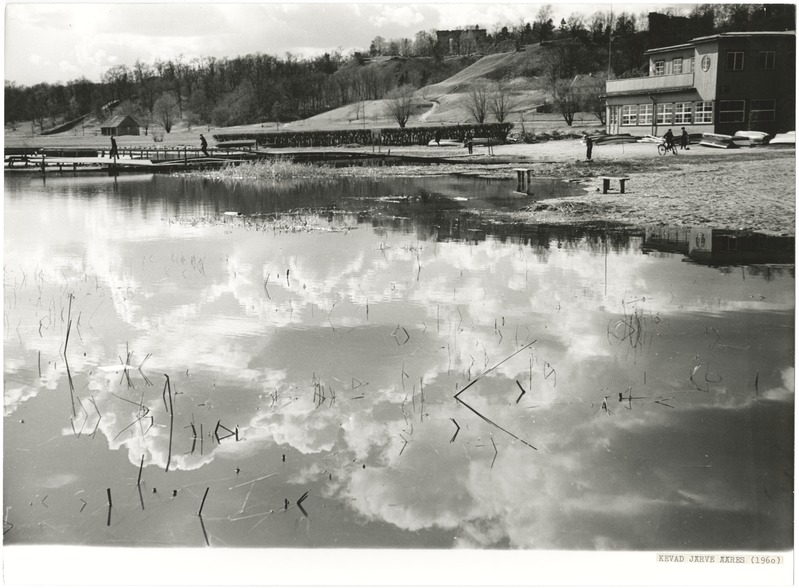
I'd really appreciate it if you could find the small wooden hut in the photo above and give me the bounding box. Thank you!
[101,115,140,136]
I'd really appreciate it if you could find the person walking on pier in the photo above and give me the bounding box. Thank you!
[200,134,209,157]
[109,136,119,160]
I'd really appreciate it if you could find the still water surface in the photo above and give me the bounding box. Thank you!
[4,173,794,549]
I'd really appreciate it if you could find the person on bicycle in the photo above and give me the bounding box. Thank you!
[663,129,675,151]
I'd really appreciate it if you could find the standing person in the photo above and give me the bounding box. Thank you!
[680,127,690,150]
[434,128,442,146]
[200,134,209,157]
[585,133,593,161]
[109,136,119,159]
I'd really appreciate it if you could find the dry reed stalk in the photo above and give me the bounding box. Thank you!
[198,487,210,516]
[515,380,527,404]
[165,374,174,472]
[454,341,538,451]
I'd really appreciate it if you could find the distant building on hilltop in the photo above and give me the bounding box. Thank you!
[101,115,140,136]
[436,26,487,56]
[605,31,796,136]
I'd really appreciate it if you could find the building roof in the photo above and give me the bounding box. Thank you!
[645,30,796,55]
[101,115,138,128]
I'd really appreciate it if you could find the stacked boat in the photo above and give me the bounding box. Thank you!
[699,133,751,148]
[770,131,795,145]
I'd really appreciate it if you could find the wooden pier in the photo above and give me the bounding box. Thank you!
[4,146,457,175]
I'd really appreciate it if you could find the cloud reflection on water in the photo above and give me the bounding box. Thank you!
[4,174,793,549]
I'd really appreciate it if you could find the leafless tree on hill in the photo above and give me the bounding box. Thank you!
[464,83,489,124]
[385,85,415,128]
[489,80,516,123]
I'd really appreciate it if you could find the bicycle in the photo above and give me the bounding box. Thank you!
[657,140,678,156]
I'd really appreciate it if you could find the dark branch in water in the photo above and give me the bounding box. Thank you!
[198,487,210,516]
[449,418,460,443]
[455,341,538,451]
[297,490,310,519]
[165,374,174,472]
[515,380,527,404]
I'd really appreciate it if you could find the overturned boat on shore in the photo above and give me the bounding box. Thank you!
[699,132,749,148]
[734,130,770,145]
[770,131,795,145]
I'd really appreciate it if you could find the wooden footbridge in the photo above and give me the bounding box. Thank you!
[4,144,456,175]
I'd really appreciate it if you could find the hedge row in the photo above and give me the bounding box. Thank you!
[213,123,513,148]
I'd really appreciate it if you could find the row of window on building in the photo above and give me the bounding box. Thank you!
[610,99,777,126]
[652,51,776,76]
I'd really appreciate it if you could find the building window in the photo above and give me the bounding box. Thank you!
[694,101,713,124]
[718,100,746,123]
[750,99,776,122]
[622,105,638,125]
[674,102,692,124]
[609,107,618,125]
[656,103,673,125]
[757,51,776,70]
[653,60,665,75]
[726,51,744,71]
[638,104,653,125]
[672,58,683,74]
[690,56,695,73]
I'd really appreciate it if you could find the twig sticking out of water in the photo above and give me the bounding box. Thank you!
[449,419,460,443]
[392,325,410,346]
[106,488,112,507]
[263,275,271,299]
[63,293,74,357]
[399,435,408,456]
[137,455,144,486]
[164,374,175,472]
[490,436,498,469]
[199,514,210,546]
[297,490,310,519]
[198,487,210,516]
[515,380,527,404]
[543,363,556,387]
[454,341,538,451]
[455,341,536,399]
[214,421,236,443]
[755,372,759,395]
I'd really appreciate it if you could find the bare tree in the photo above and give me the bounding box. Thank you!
[489,80,516,123]
[153,92,179,133]
[551,79,579,126]
[464,83,489,124]
[574,73,607,124]
[385,85,414,128]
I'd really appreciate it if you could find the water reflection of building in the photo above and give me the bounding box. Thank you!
[644,226,794,265]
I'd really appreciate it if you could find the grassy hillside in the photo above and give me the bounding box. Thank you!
[277,45,573,132]
[6,44,604,148]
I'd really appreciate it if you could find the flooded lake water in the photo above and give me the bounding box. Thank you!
[4,173,794,551]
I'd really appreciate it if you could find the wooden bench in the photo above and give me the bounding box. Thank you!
[600,176,630,194]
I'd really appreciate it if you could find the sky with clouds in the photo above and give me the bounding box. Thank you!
[4,2,693,86]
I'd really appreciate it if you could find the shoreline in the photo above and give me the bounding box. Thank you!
[5,138,796,236]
